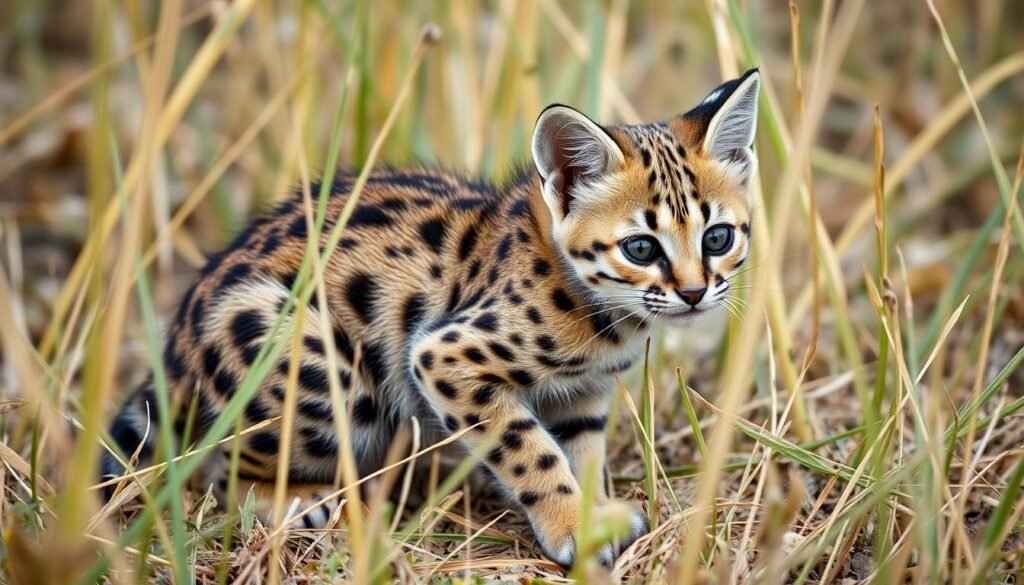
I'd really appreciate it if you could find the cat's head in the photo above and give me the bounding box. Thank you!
[531,69,760,325]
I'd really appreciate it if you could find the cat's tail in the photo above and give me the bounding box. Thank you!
[99,378,160,500]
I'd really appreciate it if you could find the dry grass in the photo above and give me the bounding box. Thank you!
[2,0,1024,583]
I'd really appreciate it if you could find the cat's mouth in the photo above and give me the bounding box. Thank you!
[648,305,708,322]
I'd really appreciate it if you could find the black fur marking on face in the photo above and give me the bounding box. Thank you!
[640,147,652,168]
[508,369,535,386]
[701,201,711,224]
[645,209,658,231]
[472,385,496,405]
[464,347,489,364]
[435,380,458,399]
[588,311,621,343]
[532,259,550,277]
[471,312,499,332]
[547,416,608,441]
[592,240,609,252]
[647,169,657,188]
[213,369,238,398]
[345,272,380,324]
[249,432,279,455]
[352,395,379,424]
[402,293,428,335]
[552,289,575,312]
[556,484,573,495]
[715,274,725,285]
[740,222,751,235]
[487,342,515,362]
[418,218,448,254]
[537,453,559,470]
[595,271,631,285]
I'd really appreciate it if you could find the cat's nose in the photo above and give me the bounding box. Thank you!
[676,287,707,306]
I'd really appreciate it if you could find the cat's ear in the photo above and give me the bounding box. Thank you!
[532,105,625,219]
[685,68,760,171]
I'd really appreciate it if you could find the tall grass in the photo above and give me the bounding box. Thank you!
[1,0,1023,582]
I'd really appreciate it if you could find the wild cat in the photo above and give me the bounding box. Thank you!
[103,69,760,567]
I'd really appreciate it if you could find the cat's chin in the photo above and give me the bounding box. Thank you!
[655,306,713,326]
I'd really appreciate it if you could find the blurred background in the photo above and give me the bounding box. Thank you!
[1,0,1024,582]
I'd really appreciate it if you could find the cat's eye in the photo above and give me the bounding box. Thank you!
[621,236,662,264]
[702,225,734,255]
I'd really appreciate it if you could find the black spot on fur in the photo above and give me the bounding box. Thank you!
[230,310,265,349]
[592,240,609,252]
[513,464,527,476]
[419,218,448,254]
[551,289,575,312]
[249,432,278,455]
[509,333,524,346]
[645,209,658,231]
[701,201,711,223]
[441,330,461,343]
[548,416,607,442]
[465,413,483,429]
[508,418,537,432]
[361,341,388,387]
[519,491,540,506]
[347,206,393,229]
[352,395,379,424]
[288,214,308,239]
[444,415,460,432]
[436,380,458,399]
[303,336,325,355]
[298,365,328,392]
[430,264,444,279]
[487,447,504,465]
[508,199,530,218]
[297,399,333,420]
[532,259,550,277]
[303,432,337,458]
[556,484,573,495]
[218,263,252,293]
[535,335,556,351]
[526,307,543,324]
[202,345,221,377]
[163,344,187,381]
[487,342,515,362]
[333,328,355,362]
[190,298,206,341]
[213,369,237,397]
[471,313,498,332]
[419,351,435,370]
[245,399,271,423]
[537,453,558,469]
[496,234,513,260]
[508,369,534,386]
[402,293,428,335]
[345,272,379,324]
[458,228,479,261]
[502,432,523,450]
[472,385,495,405]
[464,347,488,364]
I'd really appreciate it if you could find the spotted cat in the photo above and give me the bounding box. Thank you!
[102,69,760,567]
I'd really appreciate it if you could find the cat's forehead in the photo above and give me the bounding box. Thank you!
[608,122,747,232]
